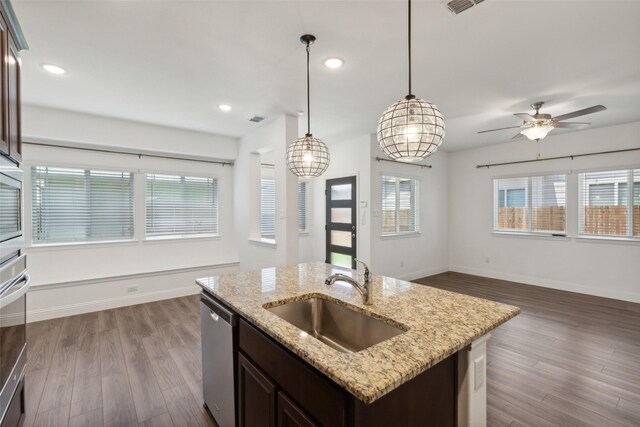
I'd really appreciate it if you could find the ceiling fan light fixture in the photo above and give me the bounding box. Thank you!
[286,34,330,178]
[520,124,554,140]
[377,0,445,162]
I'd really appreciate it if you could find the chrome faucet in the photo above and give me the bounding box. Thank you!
[325,259,373,305]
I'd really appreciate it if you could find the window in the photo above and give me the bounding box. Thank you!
[260,177,275,239]
[579,168,640,238]
[145,174,218,237]
[382,176,418,234]
[298,181,307,232]
[493,174,566,234]
[32,166,134,243]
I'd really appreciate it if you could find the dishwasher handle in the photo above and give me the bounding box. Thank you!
[201,292,237,326]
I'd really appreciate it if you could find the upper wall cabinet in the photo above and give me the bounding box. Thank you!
[0,0,27,164]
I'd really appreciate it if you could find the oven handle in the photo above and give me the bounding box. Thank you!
[0,272,30,309]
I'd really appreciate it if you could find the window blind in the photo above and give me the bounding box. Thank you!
[578,168,639,238]
[382,176,418,234]
[145,174,218,237]
[298,181,306,232]
[32,166,134,243]
[494,174,566,234]
[260,178,275,238]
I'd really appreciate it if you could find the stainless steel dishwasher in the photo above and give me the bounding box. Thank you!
[200,292,237,427]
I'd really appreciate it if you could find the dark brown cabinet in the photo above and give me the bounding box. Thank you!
[277,393,317,427]
[237,318,455,427]
[0,1,26,164]
[238,353,276,427]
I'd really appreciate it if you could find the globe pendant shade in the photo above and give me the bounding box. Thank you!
[286,135,330,177]
[377,97,445,162]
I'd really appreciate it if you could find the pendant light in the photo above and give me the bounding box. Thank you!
[286,34,330,177]
[377,0,445,162]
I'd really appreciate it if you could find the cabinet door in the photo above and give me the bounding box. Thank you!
[277,393,316,427]
[238,353,276,427]
[7,36,20,163]
[0,15,7,157]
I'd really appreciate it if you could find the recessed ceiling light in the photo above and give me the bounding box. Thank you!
[323,58,344,69]
[218,104,232,111]
[41,64,66,75]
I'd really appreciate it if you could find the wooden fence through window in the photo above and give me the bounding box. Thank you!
[498,206,640,236]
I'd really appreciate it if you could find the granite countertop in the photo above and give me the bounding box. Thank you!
[196,262,520,404]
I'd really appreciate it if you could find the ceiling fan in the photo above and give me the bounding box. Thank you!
[478,102,607,141]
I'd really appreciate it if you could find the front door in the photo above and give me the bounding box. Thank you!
[325,176,357,269]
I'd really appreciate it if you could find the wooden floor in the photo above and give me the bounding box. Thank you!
[418,272,640,427]
[25,273,640,426]
[25,295,217,427]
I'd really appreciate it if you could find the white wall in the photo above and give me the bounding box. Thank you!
[301,134,372,266]
[370,140,450,280]
[302,134,450,282]
[234,115,300,271]
[449,121,640,303]
[22,106,241,320]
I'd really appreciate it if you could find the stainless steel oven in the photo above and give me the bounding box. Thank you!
[0,156,23,265]
[0,254,28,426]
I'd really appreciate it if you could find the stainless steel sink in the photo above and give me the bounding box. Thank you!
[265,297,406,353]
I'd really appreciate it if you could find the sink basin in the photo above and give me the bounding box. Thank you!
[265,297,406,353]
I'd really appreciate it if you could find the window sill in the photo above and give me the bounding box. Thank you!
[380,231,421,240]
[27,239,138,251]
[492,231,571,241]
[144,233,221,243]
[249,238,277,248]
[575,235,640,245]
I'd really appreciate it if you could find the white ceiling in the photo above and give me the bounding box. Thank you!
[13,0,640,151]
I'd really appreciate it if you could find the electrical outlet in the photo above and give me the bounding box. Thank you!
[474,356,485,390]
[127,286,138,293]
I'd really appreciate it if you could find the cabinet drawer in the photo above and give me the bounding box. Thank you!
[239,320,347,427]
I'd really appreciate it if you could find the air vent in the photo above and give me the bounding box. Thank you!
[444,0,484,15]
[249,116,266,123]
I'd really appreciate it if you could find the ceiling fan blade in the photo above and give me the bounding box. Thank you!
[514,113,536,122]
[478,125,522,134]
[554,122,590,129]
[553,105,606,121]
[511,132,525,140]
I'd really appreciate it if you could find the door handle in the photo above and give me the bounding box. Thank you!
[210,311,220,322]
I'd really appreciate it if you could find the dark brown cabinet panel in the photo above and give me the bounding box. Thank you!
[239,320,347,427]
[6,36,20,163]
[238,352,276,427]
[277,393,317,427]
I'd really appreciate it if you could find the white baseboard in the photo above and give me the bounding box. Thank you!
[397,265,450,282]
[27,285,199,323]
[449,264,640,304]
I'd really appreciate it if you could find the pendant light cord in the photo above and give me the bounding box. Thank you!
[306,43,311,136]
[407,0,412,98]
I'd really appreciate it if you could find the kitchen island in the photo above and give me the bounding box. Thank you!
[197,262,519,427]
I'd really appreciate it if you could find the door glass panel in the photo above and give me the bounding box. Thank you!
[331,208,351,224]
[331,184,352,201]
[331,230,352,248]
[330,252,352,268]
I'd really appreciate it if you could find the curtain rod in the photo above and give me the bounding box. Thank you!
[476,147,640,169]
[23,141,234,166]
[375,157,432,169]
